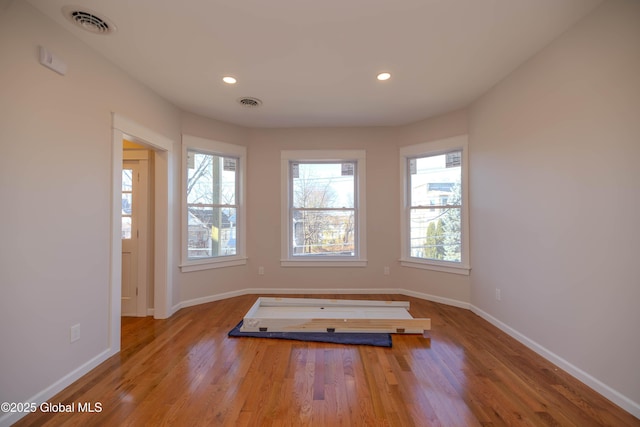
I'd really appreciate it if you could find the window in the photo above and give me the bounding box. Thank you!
[121,168,133,239]
[400,135,470,275]
[181,135,246,272]
[281,150,367,267]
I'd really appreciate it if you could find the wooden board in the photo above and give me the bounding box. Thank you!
[240,297,431,334]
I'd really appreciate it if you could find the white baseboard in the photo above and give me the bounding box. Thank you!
[175,288,248,312]
[244,287,401,296]
[470,305,640,419]
[0,348,114,427]
[175,287,469,311]
[399,288,471,309]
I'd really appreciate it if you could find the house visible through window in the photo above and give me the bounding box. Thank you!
[181,135,246,272]
[291,161,356,256]
[187,150,238,259]
[281,150,367,267]
[408,152,462,262]
[400,135,469,275]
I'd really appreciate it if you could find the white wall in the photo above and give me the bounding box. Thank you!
[469,0,640,413]
[246,126,400,294]
[0,1,181,421]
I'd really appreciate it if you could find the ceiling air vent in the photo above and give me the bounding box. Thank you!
[62,6,116,34]
[237,97,263,108]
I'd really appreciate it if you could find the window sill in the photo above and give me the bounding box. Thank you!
[180,257,247,272]
[400,258,470,275]
[281,259,367,268]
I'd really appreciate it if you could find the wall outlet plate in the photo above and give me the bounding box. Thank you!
[70,324,80,342]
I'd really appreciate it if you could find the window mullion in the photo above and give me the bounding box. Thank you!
[293,207,355,211]
[410,204,462,210]
[188,203,238,208]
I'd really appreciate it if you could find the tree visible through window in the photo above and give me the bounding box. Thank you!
[400,136,469,274]
[187,150,238,259]
[408,151,462,262]
[291,161,356,256]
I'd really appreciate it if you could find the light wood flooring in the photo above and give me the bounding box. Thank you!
[14,294,640,426]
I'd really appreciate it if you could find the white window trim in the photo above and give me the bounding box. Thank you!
[180,135,247,272]
[399,135,470,275]
[281,150,367,267]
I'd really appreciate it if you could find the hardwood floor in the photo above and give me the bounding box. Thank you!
[14,294,639,426]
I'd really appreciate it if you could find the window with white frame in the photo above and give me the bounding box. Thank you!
[281,150,367,267]
[400,135,470,275]
[181,135,246,272]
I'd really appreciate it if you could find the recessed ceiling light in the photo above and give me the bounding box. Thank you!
[377,72,391,81]
[223,76,237,84]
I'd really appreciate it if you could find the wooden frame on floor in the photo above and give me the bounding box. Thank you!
[240,297,431,334]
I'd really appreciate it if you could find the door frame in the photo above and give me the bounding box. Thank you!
[110,113,174,355]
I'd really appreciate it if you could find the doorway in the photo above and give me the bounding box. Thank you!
[121,146,151,317]
[110,113,174,356]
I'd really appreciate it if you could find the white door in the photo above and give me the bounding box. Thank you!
[121,155,149,317]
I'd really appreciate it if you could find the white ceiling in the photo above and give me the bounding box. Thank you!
[28,0,602,128]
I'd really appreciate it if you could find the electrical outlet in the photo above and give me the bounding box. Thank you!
[258,266,264,275]
[70,324,80,343]
[495,288,501,301]
[383,266,390,276]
